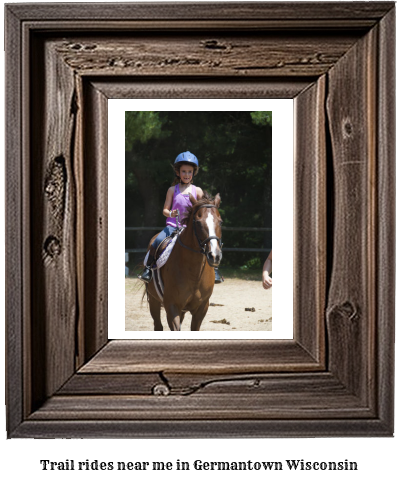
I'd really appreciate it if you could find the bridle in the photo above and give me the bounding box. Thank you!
[177,204,223,256]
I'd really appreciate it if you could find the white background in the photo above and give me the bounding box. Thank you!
[1,1,397,486]
[109,98,293,339]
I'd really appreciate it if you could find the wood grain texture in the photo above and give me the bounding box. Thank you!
[7,2,394,22]
[79,340,321,374]
[19,19,384,32]
[5,5,24,436]
[58,372,163,395]
[13,418,391,439]
[5,2,395,438]
[326,26,377,405]
[74,74,85,370]
[29,393,372,421]
[294,76,326,363]
[30,37,78,407]
[91,79,312,100]
[376,6,395,432]
[81,81,109,362]
[60,371,358,397]
[53,34,359,78]
[34,371,376,422]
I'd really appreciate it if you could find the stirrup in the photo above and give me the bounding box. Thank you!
[138,266,153,283]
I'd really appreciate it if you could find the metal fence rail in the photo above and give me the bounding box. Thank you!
[126,227,271,254]
[126,248,271,253]
[126,227,272,232]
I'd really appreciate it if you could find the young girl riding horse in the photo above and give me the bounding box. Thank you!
[138,151,223,284]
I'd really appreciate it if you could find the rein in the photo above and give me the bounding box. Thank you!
[177,204,222,256]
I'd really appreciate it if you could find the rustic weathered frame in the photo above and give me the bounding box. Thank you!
[5,2,395,437]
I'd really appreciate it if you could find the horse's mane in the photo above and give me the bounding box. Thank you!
[181,191,216,225]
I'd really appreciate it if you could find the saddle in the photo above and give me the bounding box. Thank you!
[144,228,183,271]
[154,235,174,260]
[144,229,183,303]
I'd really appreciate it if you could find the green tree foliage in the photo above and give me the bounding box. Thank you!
[125,111,167,149]
[250,111,272,126]
[125,111,272,268]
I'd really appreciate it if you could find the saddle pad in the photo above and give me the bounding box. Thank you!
[144,231,181,270]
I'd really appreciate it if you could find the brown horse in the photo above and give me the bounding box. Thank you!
[145,193,223,331]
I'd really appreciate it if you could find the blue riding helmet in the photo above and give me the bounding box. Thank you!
[174,151,199,166]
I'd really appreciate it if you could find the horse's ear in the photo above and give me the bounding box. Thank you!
[189,193,197,205]
[214,193,221,208]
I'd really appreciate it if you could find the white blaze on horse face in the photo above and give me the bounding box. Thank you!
[205,212,219,257]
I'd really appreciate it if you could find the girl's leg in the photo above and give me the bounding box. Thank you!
[151,225,175,252]
[138,226,174,283]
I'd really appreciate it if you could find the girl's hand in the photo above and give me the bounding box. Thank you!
[262,272,272,289]
[169,209,178,218]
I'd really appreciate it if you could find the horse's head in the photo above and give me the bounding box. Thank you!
[189,192,223,268]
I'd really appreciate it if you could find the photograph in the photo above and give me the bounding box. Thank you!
[125,110,273,332]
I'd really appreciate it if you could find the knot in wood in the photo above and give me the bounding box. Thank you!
[201,40,227,50]
[44,236,61,257]
[327,300,359,325]
[342,118,353,138]
[83,44,97,51]
[45,156,66,214]
[45,181,56,196]
[339,301,358,321]
[152,383,170,396]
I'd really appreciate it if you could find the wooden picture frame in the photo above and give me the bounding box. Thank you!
[5,2,395,438]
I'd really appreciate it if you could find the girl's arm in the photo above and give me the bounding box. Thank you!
[262,250,272,289]
[162,187,178,218]
[196,186,204,200]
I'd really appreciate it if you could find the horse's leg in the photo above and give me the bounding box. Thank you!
[148,292,163,331]
[180,312,186,328]
[190,300,210,331]
[165,304,181,331]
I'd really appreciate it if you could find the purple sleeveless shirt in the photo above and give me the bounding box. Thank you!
[166,184,197,228]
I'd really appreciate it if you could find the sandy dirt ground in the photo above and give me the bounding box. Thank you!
[125,276,272,331]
